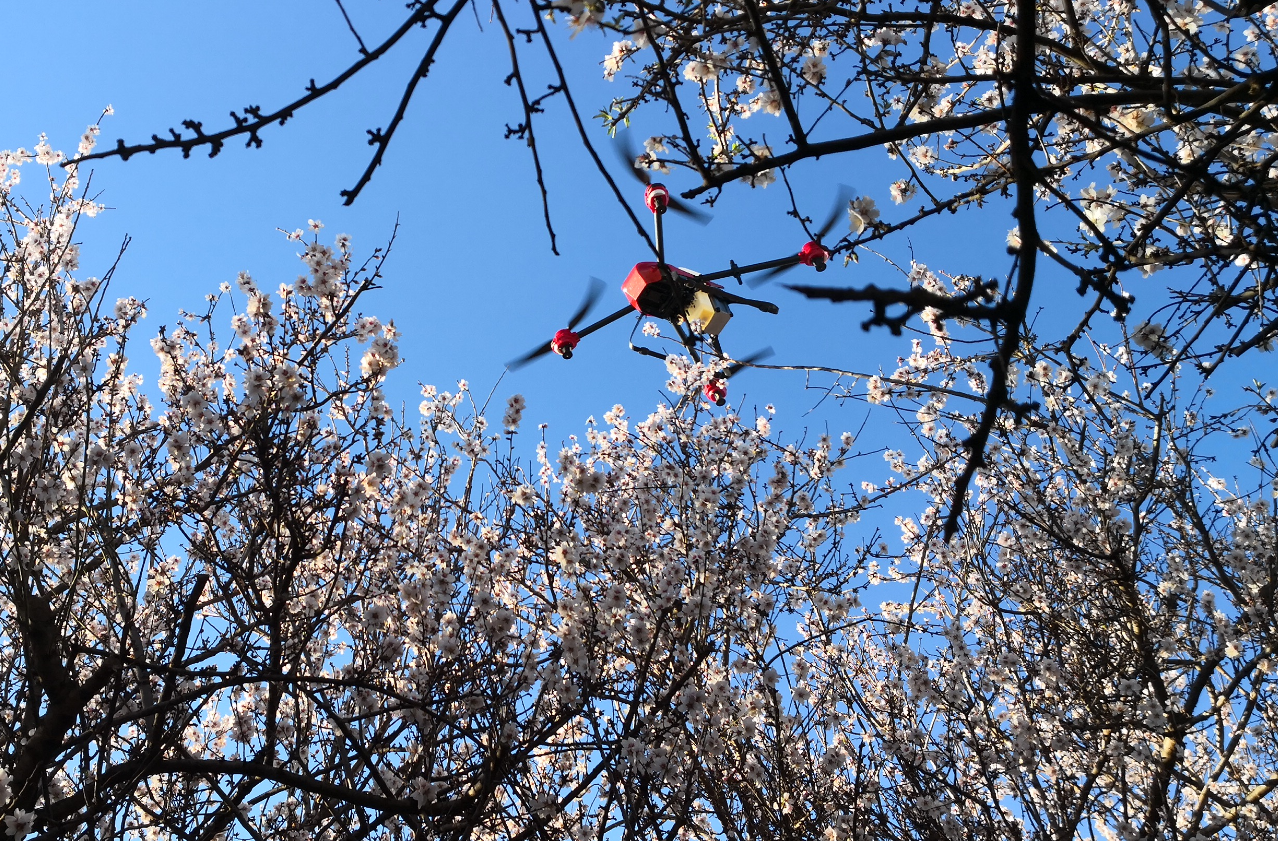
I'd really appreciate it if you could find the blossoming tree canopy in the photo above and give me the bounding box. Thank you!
[5,118,1278,840]
[0,139,858,839]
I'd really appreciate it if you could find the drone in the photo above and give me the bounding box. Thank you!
[510,177,840,408]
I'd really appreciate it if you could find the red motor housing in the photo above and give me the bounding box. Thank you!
[645,183,670,213]
[552,328,580,359]
[799,240,830,271]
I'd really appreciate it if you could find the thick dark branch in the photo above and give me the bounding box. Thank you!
[633,2,712,180]
[681,70,1278,197]
[42,757,455,824]
[12,592,121,811]
[0,352,69,465]
[738,0,808,146]
[786,279,1002,334]
[532,12,659,256]
[684,107,1006,195]
[942,0,1041,541]
[154,573,210,741]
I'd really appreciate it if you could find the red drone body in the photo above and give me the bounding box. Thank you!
[621,262,698,316]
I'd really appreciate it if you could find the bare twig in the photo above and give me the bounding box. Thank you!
[494,0,559,254]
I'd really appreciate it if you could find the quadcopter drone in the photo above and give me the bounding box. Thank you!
[510,178,838,407]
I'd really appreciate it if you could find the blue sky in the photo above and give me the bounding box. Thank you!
[10,2,1040,450]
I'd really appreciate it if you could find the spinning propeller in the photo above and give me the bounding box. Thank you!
[507,278,633,369]
[616,133,712,225]
[749,185,857,288]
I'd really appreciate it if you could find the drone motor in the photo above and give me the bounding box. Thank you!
[703,378,728,406]
[551,328,580,359]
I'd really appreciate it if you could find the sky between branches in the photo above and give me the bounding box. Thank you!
[5,0,1056,450]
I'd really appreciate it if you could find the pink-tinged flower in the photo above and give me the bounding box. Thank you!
[848,196,879,233]
[889,179,916,204]
[801,56,827,85]
[4,811,34,840]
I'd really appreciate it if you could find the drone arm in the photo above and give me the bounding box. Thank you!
[575,304,637,339]
[697,255,802,284]
[654,204,666,265]
[629,343,667,360]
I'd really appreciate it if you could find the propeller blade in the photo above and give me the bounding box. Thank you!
[813,184,858,243]
[616,132,652,186]
[617,132,712,225]
[667,196,712,225]
[723,347,774,379]
[568,277,607,330]
[506,340,554,370]
[507,295,633,370]
[747,263,796,289]
[749,186,856,288]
